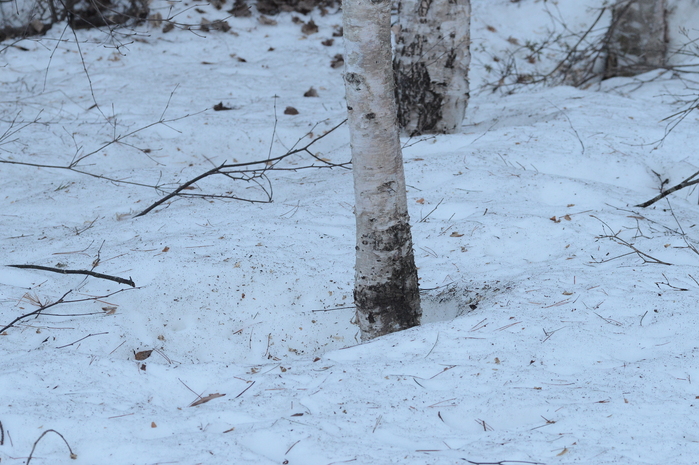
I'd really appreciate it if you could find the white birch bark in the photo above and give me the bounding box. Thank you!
[394,0,471,136]
[342,0,421,340]
[605,0,667,78]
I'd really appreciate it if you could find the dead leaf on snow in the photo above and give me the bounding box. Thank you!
[301,19,318,35]
[258,15,277,26]
[135,350,153,361]
[190,393,226,407]
[450,232,464,237]
[304,87,319,97]
[330,54,344,68]
[102,306,117,315]
[284,106,299,115]
[228,0,251,17]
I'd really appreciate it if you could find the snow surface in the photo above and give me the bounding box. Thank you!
[2,0,699,463]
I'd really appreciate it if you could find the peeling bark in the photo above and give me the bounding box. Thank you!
[342,0,421,340]
[394,0,471,136]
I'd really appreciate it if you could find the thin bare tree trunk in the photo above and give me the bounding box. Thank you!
[394,0,471,136]
[605,0,667,78]
[342,0,421,340]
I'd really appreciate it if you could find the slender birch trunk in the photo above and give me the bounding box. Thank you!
[605,0,667,78]
[342,0,421,340]
[394,0,471,136]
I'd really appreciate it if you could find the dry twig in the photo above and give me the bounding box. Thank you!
[26,429,76,464]
[6,264,135,287]
[636,169,699,208]
[0,288,133,333]
[135,119,348,216]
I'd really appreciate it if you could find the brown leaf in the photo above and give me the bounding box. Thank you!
[450,232,464,237]
[291,413,304,417]
[102,306,117,315]
[332,26,343,37]
[190,393,226,407]
[507,36,519,45]
[486,25,497,32]
[151,422,157,428]
[416,198,425,204]
[321,38,334,46]
[304,87,319,97]
[563,214,571,221]
[284,106,299,115]
[330,54,344,69]
[301,19,318,35]
[162,246,170,252]
[550,216,560,223]
[557,448,568,456]
[135,350,153,361]
[228,0,251,17]
[258,15,277,26]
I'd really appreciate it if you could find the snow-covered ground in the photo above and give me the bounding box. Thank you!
[2,0,699,463]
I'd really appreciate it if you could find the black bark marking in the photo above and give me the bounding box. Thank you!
[393,60,443,136]
[344,72,364,91]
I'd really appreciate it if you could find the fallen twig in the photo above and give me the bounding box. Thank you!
[26,429,76,464]
[636,169,699,208]
[0,288,133,333]
[56,332,109,349]
[311,305,355,312]
[6,264,135,287]
[591,216,672,265]
[462,460,544,465]
[235,380,256,398]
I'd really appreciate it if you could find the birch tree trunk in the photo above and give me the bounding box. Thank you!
[342,0,421,340]
[605,0,667,78]
[394,0,471,136]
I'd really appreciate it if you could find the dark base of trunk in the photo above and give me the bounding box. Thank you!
[355,221,421,340]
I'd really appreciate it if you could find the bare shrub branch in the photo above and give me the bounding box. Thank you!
[590,215,672,266]
[135,118,349,216]
[1,288,134,334]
